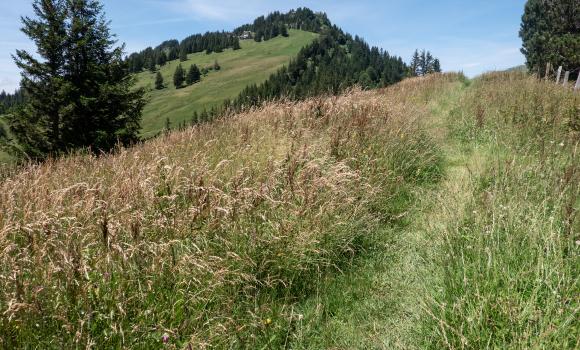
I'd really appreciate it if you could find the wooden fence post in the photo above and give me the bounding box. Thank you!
[555,66,562,84]
[545,63,551,80]
[562,71,570,86]
[575,74,580,92]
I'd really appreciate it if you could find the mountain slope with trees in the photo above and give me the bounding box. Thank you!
[225,10,409,111]
[133,8,414,136]
[135,29,318,136]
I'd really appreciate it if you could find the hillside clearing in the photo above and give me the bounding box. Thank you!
[135,29,318,137]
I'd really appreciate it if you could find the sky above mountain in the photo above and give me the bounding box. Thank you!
[0,0,527,93]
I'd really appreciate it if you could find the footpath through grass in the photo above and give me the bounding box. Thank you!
[288,77,474,348]
[289,72,579,349]
[1,73,577,348]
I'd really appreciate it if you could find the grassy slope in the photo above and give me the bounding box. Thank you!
[289,77,471,349]
[1,73,578,349]
[290,73,579,349]
[136,29,318,137]
[0,76,444,348]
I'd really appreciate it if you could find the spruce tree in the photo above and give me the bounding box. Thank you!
[191,110,199,125]
[165,117,171,131]
[147,58,156,72]
[173,64,185,88]
[9,0,145,158]
[433,59,441,73]
[186,64,201,85]
[179,47,188,62]
[425,51,434,73]
[419,50,428,76]
[520,0,579,77]
[410,50,420,76]
[168,46,178,60]
[157,51,167,66]
[280,24,289,37]
[155,71,164,89]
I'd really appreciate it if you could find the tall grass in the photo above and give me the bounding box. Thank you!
[0,76,451,348]
[426,72,579,348]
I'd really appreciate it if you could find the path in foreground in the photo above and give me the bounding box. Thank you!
[292,73,579,349]
[290,80,476,348]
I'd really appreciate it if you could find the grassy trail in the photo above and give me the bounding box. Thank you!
[291,80,485,348]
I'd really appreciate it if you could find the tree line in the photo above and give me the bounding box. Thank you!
[128,7,327,74]
[187,13,410,126]
[154,60,220,90]
[230,30,408,107]
[0,89,25,114]
[409,49,442,76]
[126,32,240,73]
[234,7,330,41]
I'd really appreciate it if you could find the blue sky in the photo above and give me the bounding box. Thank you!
[0,0,527,93]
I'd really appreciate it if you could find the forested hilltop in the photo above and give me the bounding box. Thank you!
[125,7,425,134]
[125,8,329,74]
[198,8,415,120]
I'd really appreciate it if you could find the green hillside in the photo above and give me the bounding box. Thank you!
[136,29,318,137]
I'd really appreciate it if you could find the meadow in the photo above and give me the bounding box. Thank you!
[135,29,318,137]
[0,71,447,348]
[0,72,578,349]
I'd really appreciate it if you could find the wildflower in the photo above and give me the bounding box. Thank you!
[162,333,170,343]
[263,318,272,326]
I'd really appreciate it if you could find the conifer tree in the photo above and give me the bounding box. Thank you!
[157,51,167,66]
[8,0,145,158]
[173,64,185,88]
[155,71,164,89]
[147,58,156,72]
[419,50,428,76]
[168,46,178,60]
[179,47,188,62]
[191,110,199,125]
[164,117,171,133]
[280,24,289,37]
[433,59,441,73]
[520,0,579,77]
[410,50,420,76]
[186,64,201,85]
[425,51,434,73]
